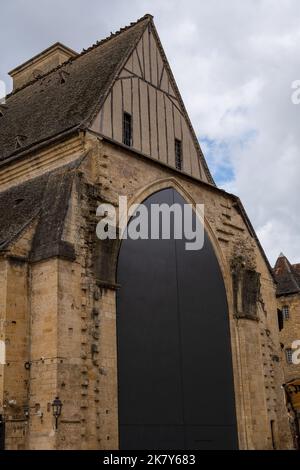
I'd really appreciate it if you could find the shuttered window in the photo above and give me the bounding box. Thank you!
[285,348,293,364]
[175,139,182,170]
[282,305,290,320]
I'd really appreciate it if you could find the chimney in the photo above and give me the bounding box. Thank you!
[9,42,78,91]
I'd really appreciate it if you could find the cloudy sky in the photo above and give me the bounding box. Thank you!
[1,0,300,265]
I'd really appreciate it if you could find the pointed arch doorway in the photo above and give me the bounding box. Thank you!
[116,188,238,449]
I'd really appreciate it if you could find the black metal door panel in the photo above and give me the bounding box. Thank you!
[117,188,238,449]
[0,415,5,450]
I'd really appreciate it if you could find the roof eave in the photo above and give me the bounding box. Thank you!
[0,125,81,170]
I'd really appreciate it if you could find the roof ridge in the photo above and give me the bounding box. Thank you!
[80,14,152,55]
[79,15,152,130]
[6,14,152,99]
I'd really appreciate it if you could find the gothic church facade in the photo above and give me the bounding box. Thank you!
[0,15,293,449]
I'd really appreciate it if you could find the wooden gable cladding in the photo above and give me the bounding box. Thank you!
[92,23,209,182]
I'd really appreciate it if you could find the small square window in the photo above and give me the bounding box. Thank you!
[282,305,290,320]
[123,112,132,147]
[175,139,182,171]
[285,348,293,364]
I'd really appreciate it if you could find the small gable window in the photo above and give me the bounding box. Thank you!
[175,139,182,171]
[282,305,290,320]
[123,112,132,147]
[285,348,293,364]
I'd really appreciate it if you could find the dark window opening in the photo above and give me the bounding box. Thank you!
[270,420,276,450]
[277,309,284,331]
[175,139,182,170]
[123,112,132,147]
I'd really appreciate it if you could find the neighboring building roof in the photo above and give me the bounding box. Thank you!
[292,263,300,286]
[0,15,151,163]
[273,253,300,296]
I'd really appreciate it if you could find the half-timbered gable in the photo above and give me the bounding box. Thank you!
[92,19,212,182]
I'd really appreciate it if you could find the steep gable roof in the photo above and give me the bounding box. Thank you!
[0,14,215,184]
[0,15,151,163]
[273,253,300,296]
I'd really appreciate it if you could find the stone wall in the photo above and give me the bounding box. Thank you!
[0,132,294,449]
[278,293,300,382]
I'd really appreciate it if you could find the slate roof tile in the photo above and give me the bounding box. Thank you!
[0,15,150,162]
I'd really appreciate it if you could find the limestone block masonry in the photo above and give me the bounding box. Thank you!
[0,133,293,449]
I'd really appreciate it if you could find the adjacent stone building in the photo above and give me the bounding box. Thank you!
[274,253,300,446]
[0,14,294,449]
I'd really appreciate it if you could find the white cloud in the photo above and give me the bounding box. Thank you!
[1,0,299,265]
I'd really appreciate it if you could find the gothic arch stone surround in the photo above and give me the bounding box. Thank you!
[116,180,244,449]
